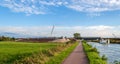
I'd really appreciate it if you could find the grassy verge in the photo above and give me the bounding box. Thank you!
[46,42,78,64]
[82,41,107,64]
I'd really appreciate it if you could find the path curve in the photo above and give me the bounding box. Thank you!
[62,42,89,64]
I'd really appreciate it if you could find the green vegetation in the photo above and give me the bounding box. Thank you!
[46,42,78,64]
[0,41,58,64]
[113,60,120,64]
[0,41,77,64]
[0,36,15,41]
[82,41,107,64]
[73,33,81,39]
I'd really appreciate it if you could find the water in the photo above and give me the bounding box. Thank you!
[88,42,120,64]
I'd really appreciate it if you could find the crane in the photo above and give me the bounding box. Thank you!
[51,25,55,37]
[112,33,117,38]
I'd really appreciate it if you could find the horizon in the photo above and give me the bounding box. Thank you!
[0,0,120,38]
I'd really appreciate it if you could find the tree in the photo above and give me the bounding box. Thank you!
[0,36,15,41]
[73,33,81,39]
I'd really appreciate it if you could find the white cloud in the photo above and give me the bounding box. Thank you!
[0,25,120,38]
[86,25,115,30]
[66,0,120,12]
[1,0,120,15]
[87,13,101,17]
[0,0,67,15]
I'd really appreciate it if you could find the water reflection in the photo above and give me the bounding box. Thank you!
[88,42,120,64]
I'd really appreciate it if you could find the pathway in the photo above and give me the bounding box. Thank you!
[62,42,89,64]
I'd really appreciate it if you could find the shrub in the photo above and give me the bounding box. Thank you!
[66,39,76,44]
[101,55,107,60]
[89,47,99,53]
[113,60,120,64]
[82,40,87,43]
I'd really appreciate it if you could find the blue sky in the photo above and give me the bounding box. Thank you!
[0,0,120,37]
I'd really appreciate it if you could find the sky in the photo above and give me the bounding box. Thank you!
[0,0,120,37]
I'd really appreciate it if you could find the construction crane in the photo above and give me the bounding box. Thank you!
[112,33,117,38]
[51,25,55,37]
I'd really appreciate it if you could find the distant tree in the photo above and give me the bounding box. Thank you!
[1,36,6,41]
[65,36,67,39]
[0,36,15,41]
[60,36,63,39]
[73,33,81,39]
[11,37,15,41]
[0,37,2,41]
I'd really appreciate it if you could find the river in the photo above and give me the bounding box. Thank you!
[88,42,120,64]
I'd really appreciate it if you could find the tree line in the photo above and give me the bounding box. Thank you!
[0,36,15,41]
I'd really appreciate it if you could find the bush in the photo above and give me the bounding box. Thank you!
[101,55,107,60]
[66,39,76,44]
[89,47,99,53]
[82,40,87,43]
[113,60,120,64]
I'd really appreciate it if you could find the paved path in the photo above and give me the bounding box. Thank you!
[62,42,89,64]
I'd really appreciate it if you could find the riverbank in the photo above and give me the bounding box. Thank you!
[82,41,107,64]
[88,42,120,64]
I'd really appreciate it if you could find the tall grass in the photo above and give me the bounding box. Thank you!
[46,42,78,64]
[82,41,107,64]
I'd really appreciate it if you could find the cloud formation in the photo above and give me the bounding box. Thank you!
[0,0,120,15]
[86,25,114,30]
[0,25,120,38]
[0,0,67,15]
[67,0,120,12]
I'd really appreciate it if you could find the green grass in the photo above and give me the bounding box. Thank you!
[46,42,78,64]
[0,41,78,64]
[0,41,59,64]
[82,41,107,64]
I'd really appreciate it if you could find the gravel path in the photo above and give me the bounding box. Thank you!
[62,42,89,64]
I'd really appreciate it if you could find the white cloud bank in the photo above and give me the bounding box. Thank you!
[0,25,120,38]
[0,0,120,15]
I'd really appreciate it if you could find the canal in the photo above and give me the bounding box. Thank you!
[88,42,120,64]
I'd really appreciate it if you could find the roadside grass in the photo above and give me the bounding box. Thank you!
[46,42,78,64]
[82,41,107,64]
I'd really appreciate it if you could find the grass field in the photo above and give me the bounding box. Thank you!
[0,41,77,64]
[0,41,60,64]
